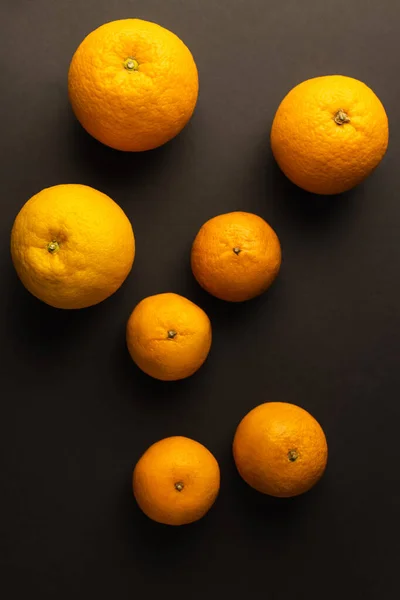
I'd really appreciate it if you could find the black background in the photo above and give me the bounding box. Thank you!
[1,1,399,598]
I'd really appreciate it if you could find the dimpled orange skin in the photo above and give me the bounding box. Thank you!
[233,402,328,498]
[126,293,212,381]
[271,75,389,195]
[68,19,199,152]
[191,212,281,302]
[133,436,220,525]
[11,184,135,309]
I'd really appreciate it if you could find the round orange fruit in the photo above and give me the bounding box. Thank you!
[271,75,389,195]
[68,19,199,152]
[126,293,212,381]
[133,436,220,525]
[233,402,328,497]
[191,212,281,302]
[11,184,135,309]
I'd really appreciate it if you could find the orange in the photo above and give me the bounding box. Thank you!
[133,436,220,525]
[11,184,135,309]
[126,293,212,381]
[191,212,281,302]
[271,75,389,195]
[233,402,328,498]
[68,19,198,152]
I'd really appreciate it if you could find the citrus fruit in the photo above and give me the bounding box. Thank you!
[68,19,199,152]
[233,402,328,497]
[191,212,281,302]
[133,436,220,525]
[11,184,135,309]
[271,75,389,195]
[126,293,212,381]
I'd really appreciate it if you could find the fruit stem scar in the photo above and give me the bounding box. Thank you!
[123,57,139,71]
[175,482,184,492]
[288,450,299,462]
[334,110,350,125]
[47,241,60,254]
[233,247,241,255]
[167,330,177,339]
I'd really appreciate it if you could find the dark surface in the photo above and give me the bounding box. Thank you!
[1,1,400,598]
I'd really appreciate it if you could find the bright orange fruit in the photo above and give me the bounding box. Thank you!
[233,402,328,497]
[68,19,198,151]
[133,436,220,525]
[271,75,389,194]
[126,293,212,381]
[191,212,281,302]
[11,184,135,309]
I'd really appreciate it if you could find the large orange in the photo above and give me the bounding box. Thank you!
[133,436,220,525]
[191,212,281,302]
[126,293,212,381]
[233,402,328,497]
[68,19,198,152]
[271,75,389,195]
[11,184,135,309]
